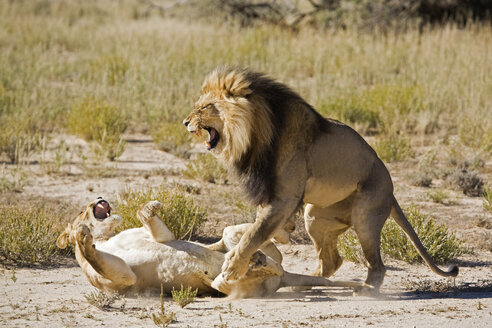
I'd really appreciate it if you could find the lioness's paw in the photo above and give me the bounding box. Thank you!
[138,200,162,223]
[76,224,93,253]
[145,200,162,212]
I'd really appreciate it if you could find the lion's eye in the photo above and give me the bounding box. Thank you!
[200,104,212,111]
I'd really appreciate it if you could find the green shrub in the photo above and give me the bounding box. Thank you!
[373,134,415,163]
[152,122,192,158]
[117,185,207,239]
[426,189,450,204]
[182,153,228,184]
[339,206,466,264]
[171,285,197,308]
[0,205,68,266]
[67,98,128,161]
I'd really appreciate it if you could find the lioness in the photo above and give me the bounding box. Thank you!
[57,198,362,297]
[183,67,458,294]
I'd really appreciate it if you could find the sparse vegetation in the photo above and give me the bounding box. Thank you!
[67,98,128,161]
[446,167,484,197]
[0,204,68,266]
[426,189,450,205]
[373,134,415,163]
[339,206,466,264]
[0,166,27,193]
[117,185,207,239]
[152,122,192,158]
[153,283,176,328]
[171,285,198,308]
[483,186,492,214]
[84,290,122,311]
[183,153,228,184]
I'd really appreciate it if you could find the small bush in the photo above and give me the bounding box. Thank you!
[373,134,415,163]
[380,206,466,263]
[0,166,27,193]
[483,186,492,214]
[153,283,176,328]
[0,113,43,164]
[446,168,484,197]
[152,122,192,158]
[117,185,207,239]
[85,290,122,310]
[458,119,492,156]
[407,171,433,187]
[0,205,68,266]
[171,285,197,308]
[426,189,450,204]
[67,98,128,161]
[339,206,466,264]
[182,153,228,184]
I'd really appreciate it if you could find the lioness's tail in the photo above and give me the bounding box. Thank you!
[390,196,459,277]
[280,272,363,289]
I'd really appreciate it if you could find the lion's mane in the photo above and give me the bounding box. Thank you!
[201,67,328,205]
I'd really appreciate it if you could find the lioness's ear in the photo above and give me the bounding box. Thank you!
[56,224,72,249]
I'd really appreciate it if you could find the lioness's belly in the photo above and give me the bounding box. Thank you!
[99,238,224,292]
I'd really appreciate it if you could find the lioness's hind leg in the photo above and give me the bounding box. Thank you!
[137,201,175,242]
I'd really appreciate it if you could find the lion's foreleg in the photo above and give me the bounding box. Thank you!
[222,198,299,281]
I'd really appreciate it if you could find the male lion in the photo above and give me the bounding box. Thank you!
[183,67,458,294]
[57,198,362,297]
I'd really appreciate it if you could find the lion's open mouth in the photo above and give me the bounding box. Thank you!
[94,199,111,220]
[205,127,219,150]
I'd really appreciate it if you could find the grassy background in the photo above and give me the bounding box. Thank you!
[0,0,491,266]
[1,1,491,142]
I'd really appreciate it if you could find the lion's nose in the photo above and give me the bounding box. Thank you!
[183,119,189,127]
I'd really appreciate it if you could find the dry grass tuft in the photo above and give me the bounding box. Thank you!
[117,185,207,239]
[0,204,72,266]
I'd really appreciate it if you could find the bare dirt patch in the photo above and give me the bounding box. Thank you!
[1,134,491,327]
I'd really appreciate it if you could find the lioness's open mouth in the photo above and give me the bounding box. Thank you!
[205,127,219,150]
[94,199,111,220]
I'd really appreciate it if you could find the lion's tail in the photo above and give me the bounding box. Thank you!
[390,196,459,277]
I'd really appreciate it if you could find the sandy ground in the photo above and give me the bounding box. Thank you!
[1,134,491,327]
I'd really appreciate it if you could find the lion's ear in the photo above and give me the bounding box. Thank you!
[223,71,252,98]
[203,68,252,99]
[56,224,72,249]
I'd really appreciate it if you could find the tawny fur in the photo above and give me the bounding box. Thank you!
[183,67,458,295]
[57,199,363,297]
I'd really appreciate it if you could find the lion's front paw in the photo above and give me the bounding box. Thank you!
[221,249,250,281]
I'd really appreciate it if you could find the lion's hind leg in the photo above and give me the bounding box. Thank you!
[304,203,350,278]
[75,225,136,292]
[137,201,175,242]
